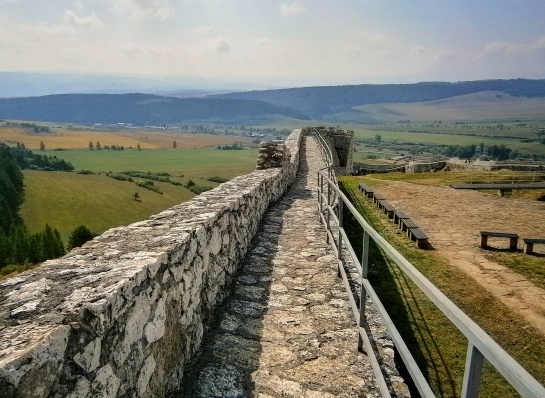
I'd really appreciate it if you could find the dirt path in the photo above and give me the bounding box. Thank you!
[373,181,545,333]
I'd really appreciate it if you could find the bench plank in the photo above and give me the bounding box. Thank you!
[401,218,419,232]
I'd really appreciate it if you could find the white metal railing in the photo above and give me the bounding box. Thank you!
[309,130,545,398]
[316,171,545,398]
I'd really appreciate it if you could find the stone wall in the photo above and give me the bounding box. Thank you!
[0,130,302,398]
[313,127,354,175]
[405,161,446,173]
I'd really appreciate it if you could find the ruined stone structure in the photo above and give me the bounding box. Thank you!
[314,127,354,175]
[0,129,355,398]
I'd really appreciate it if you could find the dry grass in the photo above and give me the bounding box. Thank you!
[353,91,545,122]
[0,125,253,150]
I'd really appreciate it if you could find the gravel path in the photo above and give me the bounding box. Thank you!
[177,136,386,398]
[374,181,545,333]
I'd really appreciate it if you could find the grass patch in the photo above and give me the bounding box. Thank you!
[20,170,196,243]
[0,263,38,281]
[43,148,258,178]
[485,252,545,291]
[339,176,545,397]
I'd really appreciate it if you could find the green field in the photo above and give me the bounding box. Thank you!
[46,148,259,177]
[21,148,260,243]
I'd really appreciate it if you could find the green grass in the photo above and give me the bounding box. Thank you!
[339,176,545,397]
[22,170,196,243]
[46,148,259,178]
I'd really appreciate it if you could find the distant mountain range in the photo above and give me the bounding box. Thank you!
[0,72,276,98]
[214,79,545,118]
[0,93,306,124]
[0,78,544,124]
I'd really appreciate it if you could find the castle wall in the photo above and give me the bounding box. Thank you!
[0,130,302,398]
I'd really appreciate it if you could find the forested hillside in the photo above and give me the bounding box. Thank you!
[1,79,545,124]
[214,79,545,118]
[0,93,307,124]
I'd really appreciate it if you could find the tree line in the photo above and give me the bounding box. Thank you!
[0,143,93,270]
[11,142,74,171]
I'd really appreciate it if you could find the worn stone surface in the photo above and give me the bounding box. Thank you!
[0,130,302,397]
[178,136,398,398]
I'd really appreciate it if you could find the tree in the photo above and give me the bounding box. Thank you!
[173,140,177,149]
[375,134,382,145]
[89,141,94,150]
[67,225,96,251]
[0,229,10,267]
[137,143,141,151]
[40,141,45,151]
[133,191,140,201]
[96,141,101,150]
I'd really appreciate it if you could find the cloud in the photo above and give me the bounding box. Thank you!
[194,25,214,34]
[114,0,176,20]
[205,36,231,54]
[478,37,545,60]
[64,10,105,29]
[280,2,307,17]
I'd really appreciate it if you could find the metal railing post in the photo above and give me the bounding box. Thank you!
[326,181,331,243]
[358,231,370,352]
[318,172,323,217]
[461,343,484,398]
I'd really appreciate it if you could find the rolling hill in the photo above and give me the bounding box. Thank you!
[0,93,307,124]
[1,79,545,124]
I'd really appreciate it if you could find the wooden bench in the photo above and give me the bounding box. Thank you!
[365,188,374,198]
[373,193,385,205]
[393,210,409,227]
[358,182,369,194]
[480,231,519,250]
[408,227,429,248]
[523,238,545,254]
[401,218,419,233]
[378,200,395,219]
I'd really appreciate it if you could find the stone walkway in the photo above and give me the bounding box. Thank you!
[373,182,545,333]
[177,136,382,397]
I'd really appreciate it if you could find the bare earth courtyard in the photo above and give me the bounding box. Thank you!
[372,182,545,333]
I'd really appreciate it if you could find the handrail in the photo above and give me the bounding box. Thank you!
[317,169,545,398]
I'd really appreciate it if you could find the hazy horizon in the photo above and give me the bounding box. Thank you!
[1,1,545,89]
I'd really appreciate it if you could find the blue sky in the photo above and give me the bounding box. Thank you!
[1,0,544,87]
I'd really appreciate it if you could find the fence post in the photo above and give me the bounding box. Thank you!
[318,173,323,218]
[461,343,484,398]
[358,230,370,352]
[326,181,331,243]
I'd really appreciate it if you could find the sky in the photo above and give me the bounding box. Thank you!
[1,0,545,87]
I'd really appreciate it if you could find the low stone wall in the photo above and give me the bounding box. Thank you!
[406,161,446,173]
[0,130,302,398]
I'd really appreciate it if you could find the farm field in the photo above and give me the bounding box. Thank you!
[1,125,262,244]
[0,123,253,150]
[46,148,259,177]
[352,91,545,123]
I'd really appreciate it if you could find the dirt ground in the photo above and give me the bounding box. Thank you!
[373,181,545,334]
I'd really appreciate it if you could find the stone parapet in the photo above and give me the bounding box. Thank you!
[0,130,302,398]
